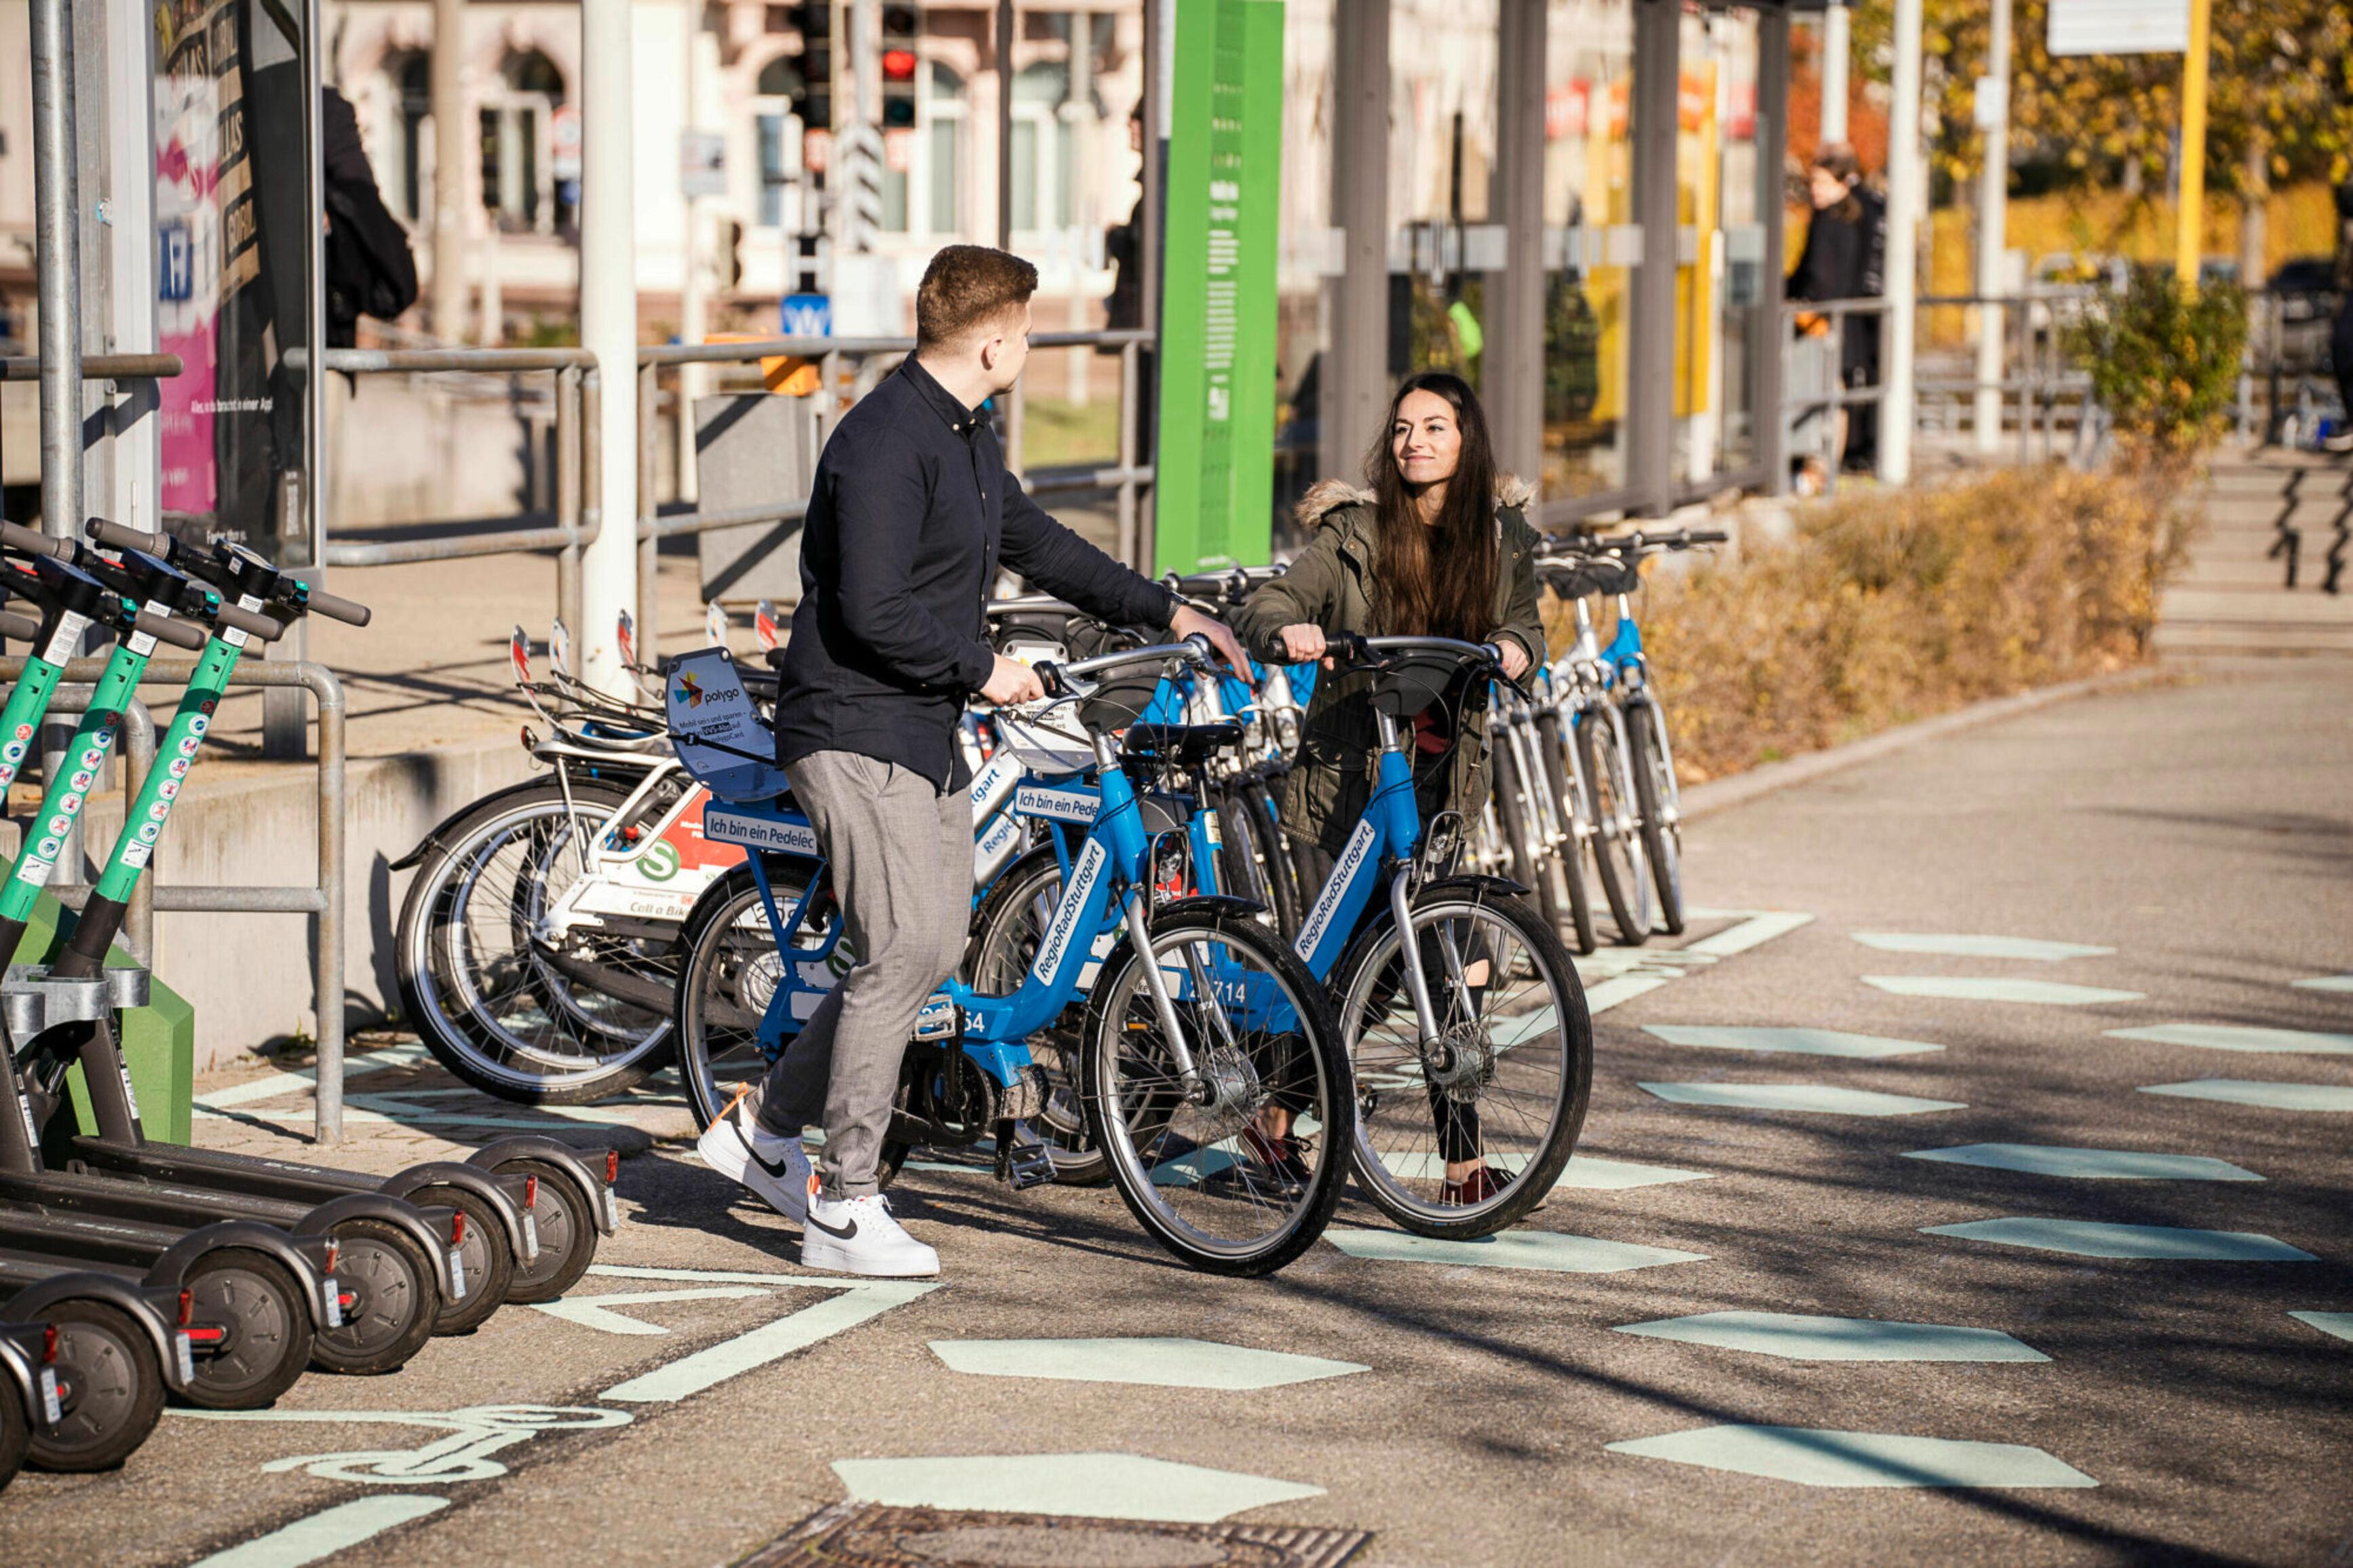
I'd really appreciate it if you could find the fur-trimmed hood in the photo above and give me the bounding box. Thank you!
[1294,473,1539,529]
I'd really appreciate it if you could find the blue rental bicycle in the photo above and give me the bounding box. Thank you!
[965,634,1594,1239]
[668,637,1353,1276]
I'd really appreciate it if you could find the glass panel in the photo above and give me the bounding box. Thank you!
[1671,5,1763,486]
[1272,0,1335,542]
[930,117,960,235]
[1388,0,1500,396]
[1542,0,1635,499]
[758,113,786,228]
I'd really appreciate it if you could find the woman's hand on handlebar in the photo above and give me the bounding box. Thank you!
[980,653,1046,706]
[1497,638,1531,682]
[1169,603,1252,675]
[1275,622,1328,667]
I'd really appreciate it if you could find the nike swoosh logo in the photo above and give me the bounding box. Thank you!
[731,1120,798,1181]
[804,1211,858,1241]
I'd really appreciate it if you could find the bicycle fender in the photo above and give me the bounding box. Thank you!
[1417,872,1530,902]
[1148,894,1269,924]
[377,1162,532,1260]
[0,1273,187,1392]
[465,1138,614,1236]
[145,1220,336,1332]
[387,778,567,871]
[294,1192,465,1293]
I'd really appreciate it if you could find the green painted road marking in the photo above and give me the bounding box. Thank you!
[1640,1082,1965,1117]
[929,1337,1369,1389]
[1681,910,1816,956]
[1149,1142,1241,1187]
[2107,1023,2353,1056]
[1864,976,2144,1005]
[1605,1426,2097,1489]
[1903,1143,2263,1181]
[1613,1311,2048,1363]
[1851,932,2114,961]
[529,1286,773,1336]
[188,1497,451,1567]
[1643,1025,1944,1058]
[2291,974,2353,993]
[602,1281,939,1402]
[830,1453,1325,1523]
[588,1263,830,1285]
[1324,1227,1706,1273]
[2138,1079,2353,1111]
[2289,1311,2353,1343]
[1372,1151,1710,1189]
[1583,974,1672,1014]
[1925,1218,2318,1261]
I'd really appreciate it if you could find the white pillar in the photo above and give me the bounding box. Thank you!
[581,0,641,693]
[430,0,469,340]
[1878,0,1921,485]
[1820,3,1850,145]
[1972,0,2010,455]
[677,0,714,503]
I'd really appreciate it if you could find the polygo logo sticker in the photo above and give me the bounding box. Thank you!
[136,823,160,843]
[35,837,60,858]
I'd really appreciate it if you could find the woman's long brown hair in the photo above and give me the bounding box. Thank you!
[1364,370,1500,640]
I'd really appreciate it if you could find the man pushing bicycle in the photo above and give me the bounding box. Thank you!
[697,244,1249,1277]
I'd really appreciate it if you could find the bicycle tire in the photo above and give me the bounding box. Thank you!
[1534,709,1598,954]
[177,1248,312,1410]
[1497,719,1574,942]
[396,778,678,1103]
[25,1300,162,1472]
[960,844,1107,1186]
[1488,733,1560,934]
[1573,706,1652,944]
[1334,881,1592,1239]
[673,858,831,1132]
[1233,780,1303,940]
[413,1185,514,1335]
[310,1217,436,1375]
[1080,903,1351,1277]
[1622,697,1685,936]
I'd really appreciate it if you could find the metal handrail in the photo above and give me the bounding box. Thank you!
[0,657,350,1142]
[0,353,185,382]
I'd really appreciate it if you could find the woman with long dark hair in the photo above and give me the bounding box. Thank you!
[1233,370,1546,1203]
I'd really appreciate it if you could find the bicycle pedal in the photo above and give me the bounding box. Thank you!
[995,1119,1057,1189]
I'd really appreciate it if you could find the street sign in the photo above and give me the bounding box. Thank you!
[680,132,727,198]
[551,107,584,180]
[2046,0,2187,55]
[782,294,832,337]
[158,222,193,303]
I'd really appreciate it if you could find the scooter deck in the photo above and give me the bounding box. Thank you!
[68,1137,383,1205]
[0,1166,315,1234]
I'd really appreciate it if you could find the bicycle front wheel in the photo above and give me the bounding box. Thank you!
[673,859,833,1130]
[1535,708,1597,954]
[1081,903,1351,1276]
[1335,883,1592,1238]
[1622,697,1685,935]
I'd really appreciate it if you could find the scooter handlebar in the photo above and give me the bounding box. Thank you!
[299,582,372,627]
[84,518,170,555]
[0,522,72,562]
[212,600,286,643]
[135,609,208,651]
[0,610,39,642]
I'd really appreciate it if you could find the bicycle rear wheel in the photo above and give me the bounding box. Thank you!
[1225,780,1302,940]
[1335,883,1590,1238]
[1573,706,1652,944]
[1490,722,1572,943]
[1081,903,1350,1276]
[1534,709,1597,954]
[1622,697,1685,935]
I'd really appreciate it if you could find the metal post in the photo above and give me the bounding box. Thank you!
[2173,0,2212,286]
[1820,3,1850,145]
[581,0,642,696]
[430,0,469,340]
[1972,0,2012,455]
[1138,0,1166,567]
[104,0,162,540]
[1758,6,1791,495]
[678,0,712,505]
[638,361,662,662]
[1878,0,1923,485]
[1325,0,1390,486]
[31,0,81,546]
[1488,0,1546,482]
[310,666,345,1145]
[556,365,585,636]
[1630,0,1680,514]
[995,0,1016,248]
[1116,338,1139,567]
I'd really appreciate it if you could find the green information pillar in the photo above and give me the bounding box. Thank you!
[1153,0,1285,574]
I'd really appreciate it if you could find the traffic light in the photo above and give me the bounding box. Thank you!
[795,0,834,130]
[879,4,919,129]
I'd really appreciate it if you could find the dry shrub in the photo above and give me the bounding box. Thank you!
[1573,467,2192,782]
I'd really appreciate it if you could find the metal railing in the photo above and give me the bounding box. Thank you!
[3,657,351,1143]
[0,352,186,383]
[1779,297,1890,495]
[630,326,1154,664]
[1913,289,2099,463]
[284,346,600,636]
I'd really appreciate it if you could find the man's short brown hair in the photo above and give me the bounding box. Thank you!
[916,245,1039,349]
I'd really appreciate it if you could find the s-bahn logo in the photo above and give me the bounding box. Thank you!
[636,842,681,881]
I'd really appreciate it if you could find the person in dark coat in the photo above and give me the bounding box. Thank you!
[2325,179,2353,455]
[1786,143,1886,472]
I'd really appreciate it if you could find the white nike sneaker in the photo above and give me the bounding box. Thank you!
[799,1189,940,1278]
[695,1098,811,1225]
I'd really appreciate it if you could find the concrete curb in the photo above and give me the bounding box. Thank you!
[1679,665,2168,823]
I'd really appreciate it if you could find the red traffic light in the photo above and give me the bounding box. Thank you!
[881,47,917,81]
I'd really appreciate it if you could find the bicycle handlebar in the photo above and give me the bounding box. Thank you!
[1035,634,1214,698]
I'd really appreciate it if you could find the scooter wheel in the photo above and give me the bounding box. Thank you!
[311,1219,437,1375]
[496,1160,597,1304]
[176,1248,312,1410]
[26,1301,164,1471]
[413,1185,514,1335]
[0,1362,29,1489]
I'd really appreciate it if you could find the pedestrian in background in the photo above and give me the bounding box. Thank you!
[1787,142,1886,474]
[1232,369,1544,1206]
[2324,179,2353,455]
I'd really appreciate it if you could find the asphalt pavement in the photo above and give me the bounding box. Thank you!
[4,660,2349,1567]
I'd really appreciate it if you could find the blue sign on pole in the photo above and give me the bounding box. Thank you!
[782,294,832,337]
[159,222,193,303]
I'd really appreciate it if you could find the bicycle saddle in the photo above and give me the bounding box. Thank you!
[1120,721,1245,766]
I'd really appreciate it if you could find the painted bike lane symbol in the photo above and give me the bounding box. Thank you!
[176,1403,633,1485]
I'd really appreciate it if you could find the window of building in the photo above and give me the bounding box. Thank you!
[1541,0,1636,499]
[480,50,565,234]
[927,62,968,237]
[381,52,430,225]
[1010,60,1073,235]
[1672,5,1763,486]
[1388,0,1501,396]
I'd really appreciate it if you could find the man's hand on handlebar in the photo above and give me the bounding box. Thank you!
[980,652,1046,706]
[1169,603,1252,676]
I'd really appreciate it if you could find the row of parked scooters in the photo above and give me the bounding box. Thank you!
[0,520,621,1485]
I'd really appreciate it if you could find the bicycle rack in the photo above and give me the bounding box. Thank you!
[1,964,150,1039]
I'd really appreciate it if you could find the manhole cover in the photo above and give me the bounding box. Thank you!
[742,1503,1371,1568]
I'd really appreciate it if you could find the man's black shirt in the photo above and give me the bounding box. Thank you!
[773,355,1176,790]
